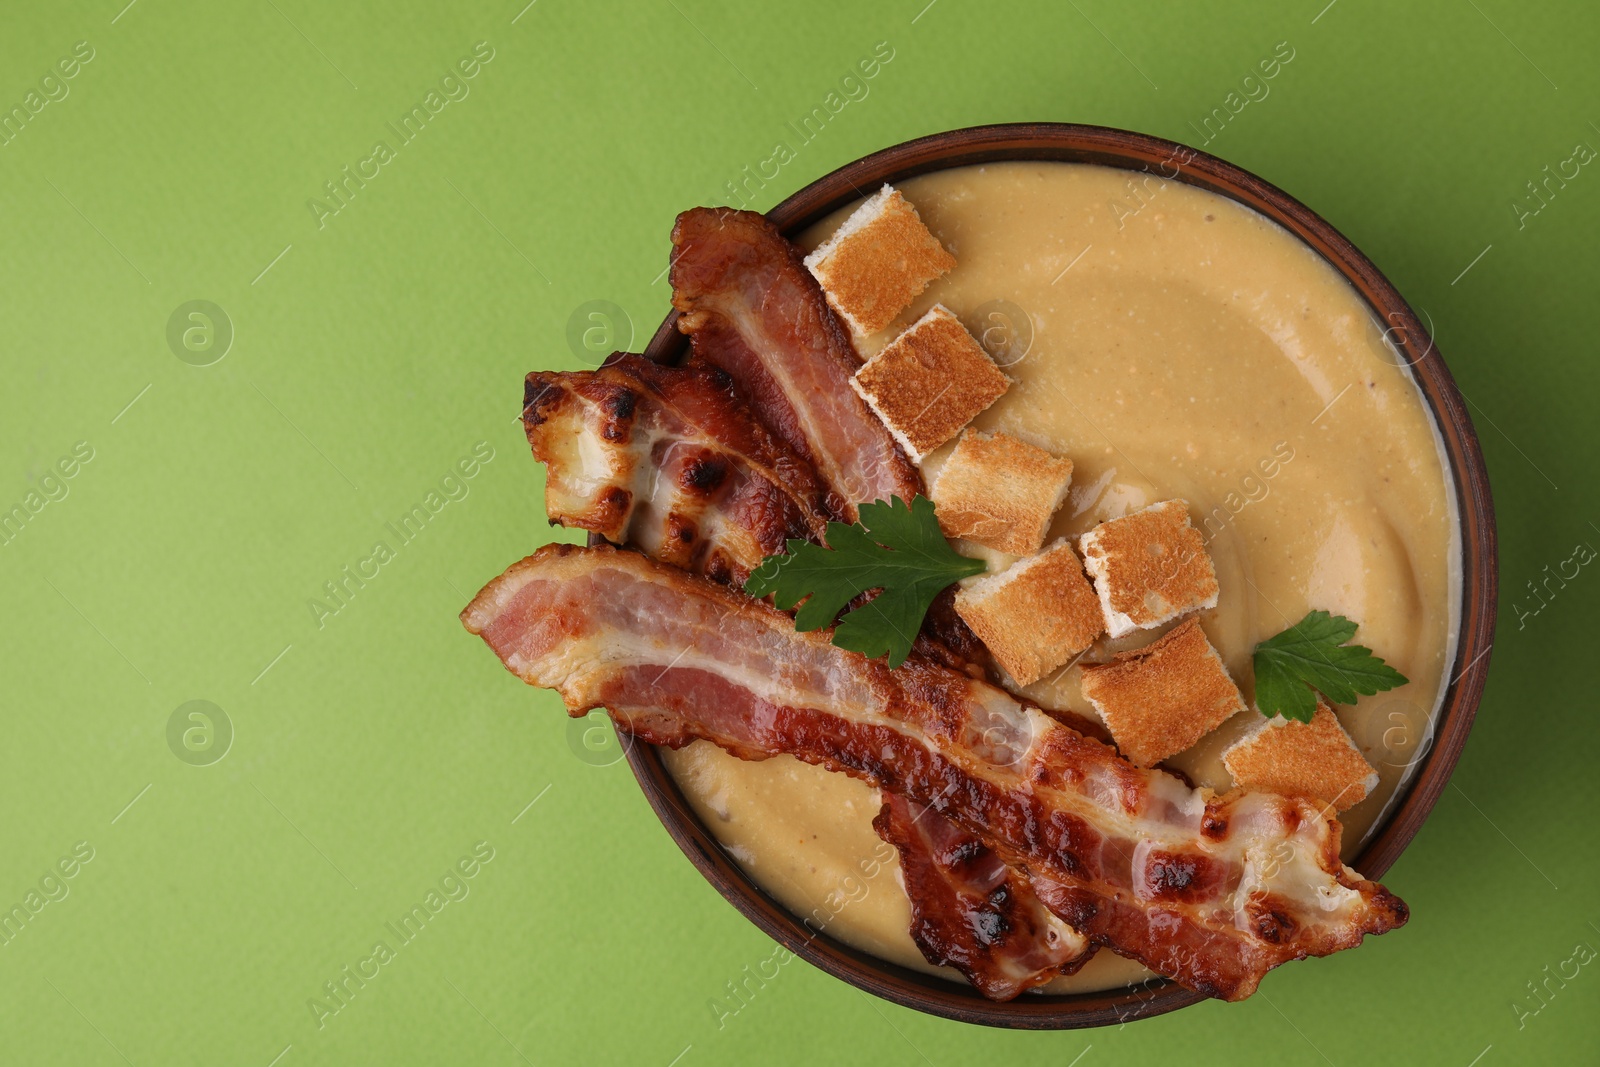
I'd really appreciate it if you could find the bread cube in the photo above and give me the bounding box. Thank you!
[1079,619,1246,767]
[1223,699,1379,811]
[930,430,1071,555]
[954,539,1104,685]
[1079,500,1219,638]
[852,306,1011,461]
[804,184,957,336]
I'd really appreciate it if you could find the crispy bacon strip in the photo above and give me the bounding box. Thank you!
[670,207,921,522]
[669,207,987,673]
[462,545,1408,1002]
[875,794,1092,1000]
[523,353,986,673]
[522,354,828,585]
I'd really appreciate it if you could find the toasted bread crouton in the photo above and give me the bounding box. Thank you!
[1079,500,1219,638]
[954,539,1104,685]
[930,430,1071,554]
[804,185,957,336]
[1223,700,1379,811]
[851,307,1011,461]
[1079,619,1246,767]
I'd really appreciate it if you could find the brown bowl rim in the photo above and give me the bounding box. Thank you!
[617,122,1498,1029]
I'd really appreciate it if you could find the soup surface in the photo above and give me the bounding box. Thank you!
[662,161,1459,993]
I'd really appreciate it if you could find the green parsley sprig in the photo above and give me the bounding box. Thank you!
[743,495,984,668]
[1252,610,1408,722]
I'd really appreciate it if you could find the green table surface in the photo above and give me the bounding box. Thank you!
[3,1,1596,1063]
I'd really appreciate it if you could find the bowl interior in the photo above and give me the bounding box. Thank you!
[620,122,1497,1029]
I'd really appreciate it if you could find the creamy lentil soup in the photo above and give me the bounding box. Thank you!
[662,161,1460,993]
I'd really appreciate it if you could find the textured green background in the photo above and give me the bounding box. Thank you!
[1,0,1595,1063]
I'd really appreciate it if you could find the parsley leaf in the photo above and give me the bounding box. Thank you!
[743,495,986,668]
[1252,610,1409,722]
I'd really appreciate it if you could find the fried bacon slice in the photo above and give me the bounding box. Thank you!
[462,544,1408,1002]
[669,207,987,672]
[670,207,922,523]
[522,354,828,585]
[523,352,986,673]
[874,793,1092,1000]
